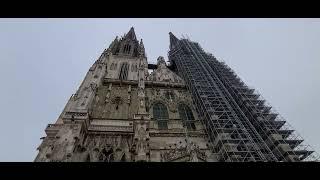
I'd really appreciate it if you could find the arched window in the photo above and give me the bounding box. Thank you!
[119,62,129,80]
[123,44,131,54]
[123,44,127,54]
[153,102,169,130]
[178,104,196,130]
[127,45,131,54]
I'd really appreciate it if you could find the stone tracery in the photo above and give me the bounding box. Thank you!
[35,27,212,163]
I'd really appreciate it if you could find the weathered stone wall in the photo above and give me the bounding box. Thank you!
[35,29,215,162]
[105,55,140,80]
[91,84,139,120]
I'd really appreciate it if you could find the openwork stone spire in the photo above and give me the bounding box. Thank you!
[169,32,179,50]
[124,27,137,41]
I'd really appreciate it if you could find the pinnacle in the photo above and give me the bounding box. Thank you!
[124,27,137,40]
[169,32,179,49]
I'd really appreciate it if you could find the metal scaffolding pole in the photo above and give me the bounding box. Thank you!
[168,35,319,162]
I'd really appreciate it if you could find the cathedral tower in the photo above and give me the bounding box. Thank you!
[168,32,319,162]
[35,28,318,162]
[35,28,212,162]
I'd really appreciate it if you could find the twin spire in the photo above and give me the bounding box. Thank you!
[121,27,180,50]
[108,27,180,57]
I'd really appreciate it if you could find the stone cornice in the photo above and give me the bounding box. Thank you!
[88,124,134,133]
[103,78,186,89]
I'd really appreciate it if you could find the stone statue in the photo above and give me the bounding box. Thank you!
[90,148,100,162]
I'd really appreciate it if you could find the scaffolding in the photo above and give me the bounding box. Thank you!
[215,60,319,162]
[168,34,319,162]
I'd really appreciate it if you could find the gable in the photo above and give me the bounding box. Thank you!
[147,65,185,84]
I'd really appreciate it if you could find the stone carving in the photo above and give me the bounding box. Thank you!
[105,91,110,103]
[111,96,123,105]
[65,112,87,117]
[72,144,88,162]
[72,93,80,101]
[149,132,205,138]
[161,140,207,162]
[88,125,133,132]
[89,147,100,162]
[90,83,98,93]
[147,56,185,84]
[127,95,131,104]
[149,89,193,114]
[76,135,133,162]
[149,93,177,113]
[94,95,99,104]
[40,124,82,162]
[132,126,150,162]
[168,101,177,113]
[113,148,125,161]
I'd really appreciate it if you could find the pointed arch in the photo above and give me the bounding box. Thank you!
[153,102,169,130]
[86,154,90,162]
[120,153,126,162]
[178,103,196,130]
[119,62,129,80]
[122,43,132,54]
[110,63,114,70]
[127,45,131,54]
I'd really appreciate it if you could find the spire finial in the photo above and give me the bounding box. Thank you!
[169,32,179,50]
[124,27,137,40]
[139,39,145,57]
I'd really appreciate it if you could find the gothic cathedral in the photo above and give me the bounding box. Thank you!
[34,27,214,162]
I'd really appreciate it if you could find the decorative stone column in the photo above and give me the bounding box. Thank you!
[132,40,151,162]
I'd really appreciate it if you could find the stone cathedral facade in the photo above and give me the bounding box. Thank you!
[35,27,215,162]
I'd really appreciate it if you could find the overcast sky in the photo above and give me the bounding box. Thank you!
[0,18,319,161]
